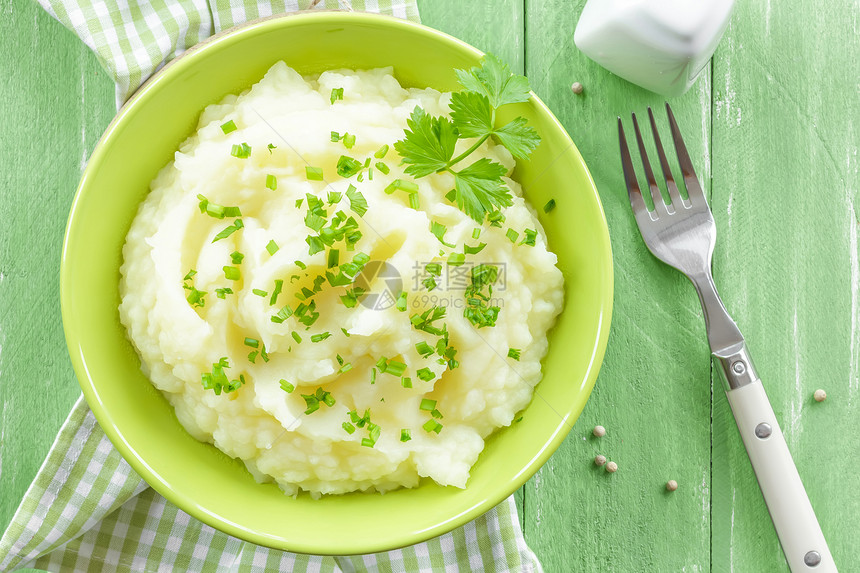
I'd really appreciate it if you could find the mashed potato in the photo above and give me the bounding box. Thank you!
[119,63,563,496]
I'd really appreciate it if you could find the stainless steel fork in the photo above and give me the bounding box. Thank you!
[618,104,836,572]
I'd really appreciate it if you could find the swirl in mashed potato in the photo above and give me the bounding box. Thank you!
[119,62,563,496]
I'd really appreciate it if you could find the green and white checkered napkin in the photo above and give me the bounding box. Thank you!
[0,397,541,571]
[36,0,421,108]
[1,1,543,571]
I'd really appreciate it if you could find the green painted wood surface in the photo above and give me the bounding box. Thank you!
[1,0,857,570]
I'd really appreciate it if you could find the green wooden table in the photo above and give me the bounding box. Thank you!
[2,0,858,570]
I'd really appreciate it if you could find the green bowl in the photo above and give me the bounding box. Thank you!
[61,12,613,555]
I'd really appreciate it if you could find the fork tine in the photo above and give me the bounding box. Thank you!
[665,103,706,204]
[632,112,668,214]
[618,117,649,217]
[647,107,685,206]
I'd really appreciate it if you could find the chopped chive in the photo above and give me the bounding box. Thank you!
[330,87,344,104]
[431,408,443,419]
[423,419,443,434]
[401,377,412,388]
[310,332,331,343]
[417,368,435,382]
[409,193,420,210]
[252,288,268,297]
[295,260,307,270]
[331,131,341,142]
[247,350,259,363]
[327,191,342,205]
[269,279,283,305]
[423,276,437,291]
[464,242,486,255]
[291,331,302,344]
[487,210,505,227]
[220,120,237,134]
[384,179,418,194]
[341,327,351,337]
[306,166,324,181]
[273,304,293,322]
[336,155,363,178]
[295,198,304,208]
[230,142,251,158]
[425,263,442,276]
[306,236,325,255]
[375,162,390,175]
[396,291,407,312]
[327,248,340,268]
[506,229,519,243]
[419,398,436,411]
[223,266,240,281]
[345,185,368,217]
[472,228,481,239]
[342,133,356,149]
[265,174,277,190]
[215,287,233,299]
[447,252,466,266]
[385,360,407,377]
[267,143,277,153]
[302,395,320,415]
[543,199,556,213]
[212,219,243,242]
[400,429,411,442]
[279,379,294,393]
[508,348,521,360]
[520,229,537,247]
[265,240,279,256]
[415,341,434,357]
[230,251,244,265]
[374,144,389,158]
[430,222,455,247]
[342,422,356,434]
[338,362,353,373]
[244,337,259,348]
[370,367,377,384]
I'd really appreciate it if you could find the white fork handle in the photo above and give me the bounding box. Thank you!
[726,381,837,572]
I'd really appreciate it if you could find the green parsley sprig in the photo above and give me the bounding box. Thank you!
[394,54,540,223]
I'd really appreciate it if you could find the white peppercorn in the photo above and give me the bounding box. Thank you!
[593,425,606,438]
[571,82,584,94]
[594,454,607,466]
[606,461,618,473]
[666,480,678,492]
[813,389,827,402]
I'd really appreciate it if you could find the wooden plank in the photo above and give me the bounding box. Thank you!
[523,2,713,571]
[709,0,860,570]
[0,0,115,533]
[416,0,524,74]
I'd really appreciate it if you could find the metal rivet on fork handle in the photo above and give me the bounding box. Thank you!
[805,551,821,567]
[755,423,772,439]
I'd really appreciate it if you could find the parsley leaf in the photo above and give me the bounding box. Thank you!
[453,158,512,222]
[394,107,458,177]
[449,91,493,138]
[454,53,532,108]
[494,117,541,160]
